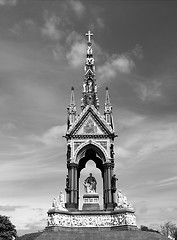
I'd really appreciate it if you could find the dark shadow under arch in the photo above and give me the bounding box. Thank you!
[77,144,106,178]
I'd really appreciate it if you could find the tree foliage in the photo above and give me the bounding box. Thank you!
[173,228,177,240]
[0,215,17,240]
[140,225,159,233]
[160,221,177,239]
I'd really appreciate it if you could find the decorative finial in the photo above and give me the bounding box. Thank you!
[105,87,111,106]
[85,30,93,43]
[70,87,75,106]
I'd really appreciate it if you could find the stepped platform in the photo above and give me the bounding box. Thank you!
[18,230,169,240]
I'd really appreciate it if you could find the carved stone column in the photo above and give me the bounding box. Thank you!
[65,163,78,210]
[103,162,114,210]
[103,165,108,209]
[111,172,118,208]
[74,164,78,208]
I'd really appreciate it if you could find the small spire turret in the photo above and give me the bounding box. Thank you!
[81,31,99,110]
[67,87,76,129]
[70,86,75,106]
[104,87,114,128]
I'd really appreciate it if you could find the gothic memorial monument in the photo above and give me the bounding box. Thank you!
[47,31,137,230]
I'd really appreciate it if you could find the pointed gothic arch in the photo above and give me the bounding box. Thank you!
[65,141,115,210]
[75,143,106,177]
[74,140,108,161]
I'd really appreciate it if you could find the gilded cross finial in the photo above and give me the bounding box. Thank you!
[86,30,93,43]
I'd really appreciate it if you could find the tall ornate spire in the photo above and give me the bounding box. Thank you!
[81,31,99,110]
[67,86,76,129]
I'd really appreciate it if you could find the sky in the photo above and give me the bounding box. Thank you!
[0,0,177,236]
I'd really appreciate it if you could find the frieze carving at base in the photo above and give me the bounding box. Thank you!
[47,212,136,228]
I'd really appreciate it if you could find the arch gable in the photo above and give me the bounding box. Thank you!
[74,140,108,164]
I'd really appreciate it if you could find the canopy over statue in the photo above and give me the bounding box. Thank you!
[47,31,137,231]
[83,173,97,193]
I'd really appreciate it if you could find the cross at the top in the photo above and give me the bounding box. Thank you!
[86,30,93,43]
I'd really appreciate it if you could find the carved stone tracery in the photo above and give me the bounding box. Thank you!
[74,139,108,163]
[47,212,136,228]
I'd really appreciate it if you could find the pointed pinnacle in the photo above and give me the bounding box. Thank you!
[70,87,75,105]
[105,87,111,105]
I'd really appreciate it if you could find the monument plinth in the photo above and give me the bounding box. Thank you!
[46,30,137,232]
[82,193,100,211]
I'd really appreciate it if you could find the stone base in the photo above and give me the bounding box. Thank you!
[82,193,100,211]
[47,208,137,229]
[82,203,100,211]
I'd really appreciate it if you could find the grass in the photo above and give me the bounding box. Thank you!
[17,230,169,240]
[16,232,42,240]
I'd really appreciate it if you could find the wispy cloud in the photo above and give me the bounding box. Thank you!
[96,44,144,84]
[97,54,135,84]
[0,205,27,211]
[0,124,66,185]
[112,55,135,73]
[66,31,86,68]
[117,109,147,128]
[96,17,105,29]
[41,12,63,41]
[11,207,46,236]
[66,41,86,68]
[2,122,16,131]
[116,116,177,166]
[28,124,66,147]
[155,176,177,187]
[132,44,143,59]
[115,146,131,158]
[135,80,162,101]
[135,121,177,160]
[89,17,105,31]
[10,19,36,36]
[130,175,177,191]
[51,44,65,61]
[68,0,85,18]
[0,0,17,6]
